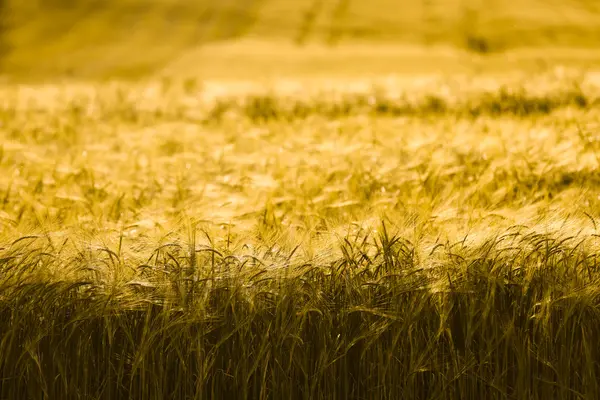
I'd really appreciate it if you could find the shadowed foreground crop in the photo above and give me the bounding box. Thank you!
[1,69,600,399]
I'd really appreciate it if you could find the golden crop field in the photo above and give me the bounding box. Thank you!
[2,1,600,399]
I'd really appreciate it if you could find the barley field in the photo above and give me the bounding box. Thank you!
[3,1,600,400]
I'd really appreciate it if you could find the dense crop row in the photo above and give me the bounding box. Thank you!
[1,71,600,398]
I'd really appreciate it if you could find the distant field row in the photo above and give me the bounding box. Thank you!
[3,0,600,79]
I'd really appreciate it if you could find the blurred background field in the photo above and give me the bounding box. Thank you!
[1,0,600,80]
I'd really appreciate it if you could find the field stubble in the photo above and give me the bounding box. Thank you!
[1,67,600,398]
